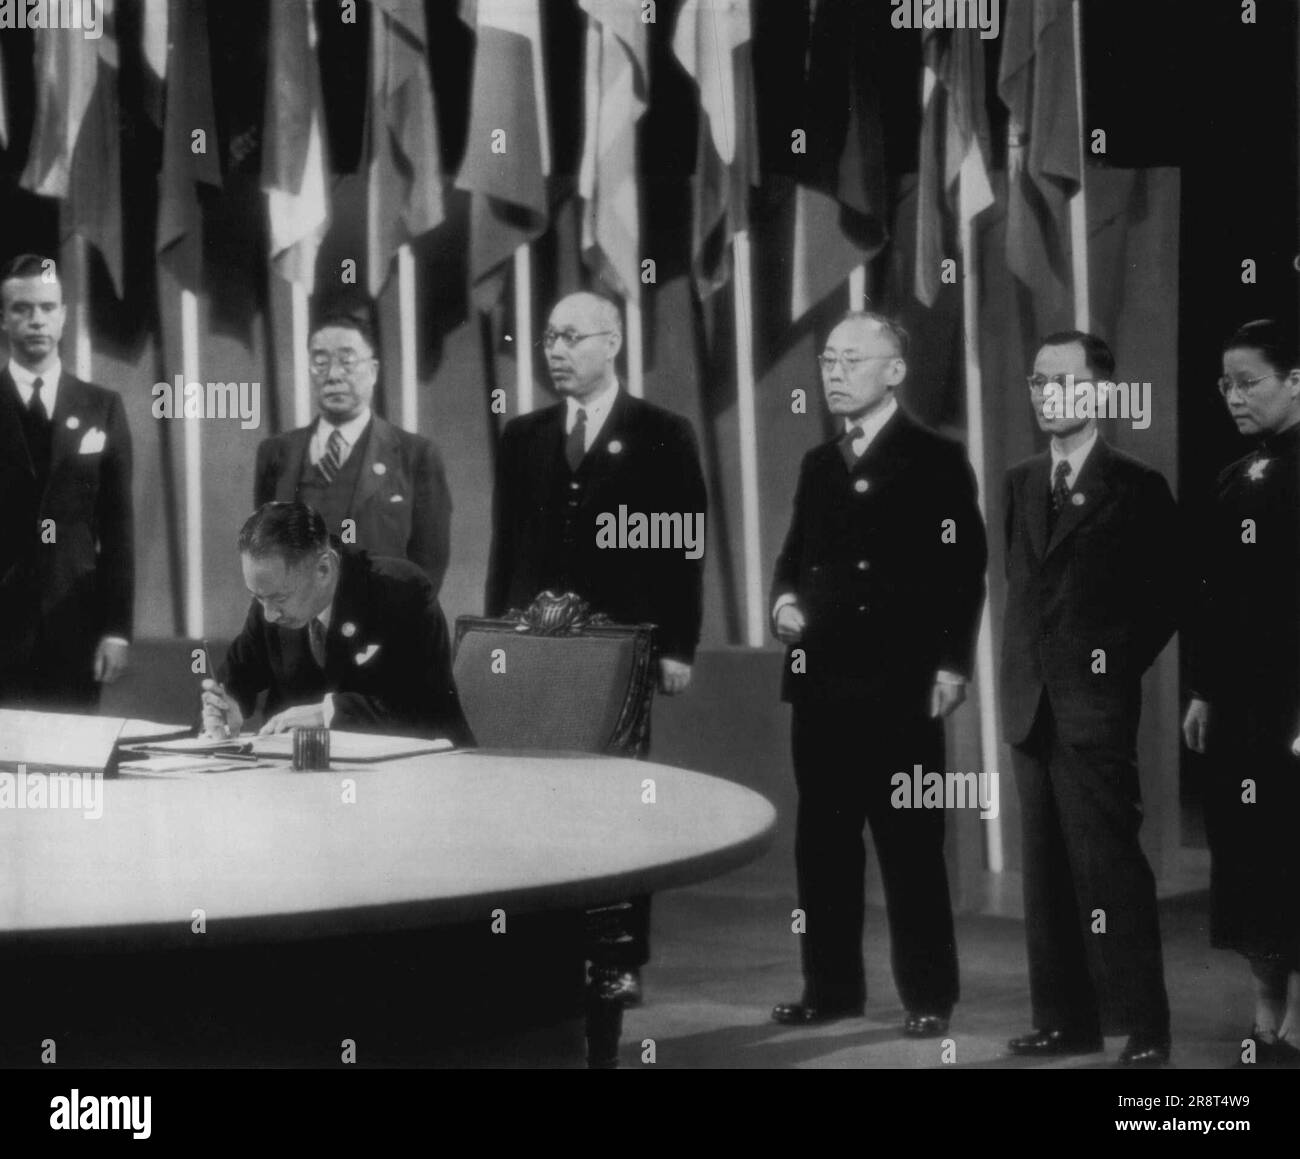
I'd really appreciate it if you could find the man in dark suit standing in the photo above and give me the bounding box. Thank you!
[254,312,452,593]
[1002,331,1178,1067]
[485,290,707,1003]
[0,253,133,711]
[201,501,467,743]
[769,311,987,1035]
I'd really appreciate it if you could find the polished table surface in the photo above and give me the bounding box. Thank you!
[0,752,777,947]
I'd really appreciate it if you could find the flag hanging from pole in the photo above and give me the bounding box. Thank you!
[577,0,648,304]
[366,0,445,298]
[21,0,124,296]
[262,0,331,293]
[455,0,551,311]
[914,27,994,307]
[672,0,759,301]
[156,0,221,286]
[140,0,169,130]
[998,0,1081,306]
[790,0,888,321]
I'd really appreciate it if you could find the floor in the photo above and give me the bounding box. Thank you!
[617,850,1264,1070]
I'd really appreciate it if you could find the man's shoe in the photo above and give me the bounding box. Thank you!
[1119,1034,1171,1067]
[591,967,643,1008]
[903,1013,950,1038]
[1007,1028,1104,1057]
[771,1001,863,1026]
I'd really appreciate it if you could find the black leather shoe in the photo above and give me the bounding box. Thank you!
[1007,1028,1104,1057]
[591,967,643,1008]
[903,1013,950,1038]
[771,1001,863,1026]
[1119,1034,1171,1067]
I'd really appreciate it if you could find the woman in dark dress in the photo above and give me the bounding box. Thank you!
[1184,319,1300,1064]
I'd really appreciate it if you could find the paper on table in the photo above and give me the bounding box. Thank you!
[130,734,254,754]
[250,731,454,762]
[118,755,270,775]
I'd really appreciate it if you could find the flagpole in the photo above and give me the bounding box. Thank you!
[733,228,763,647]
[1069,0,1089,331]
[626,296,644,397]
[513,245,534,415]
[74,237,92,381]
[397,243,418,429]
[958,178,1003,875]
[181,286,204,640]
[291,282,311,428]
[848,265,867,312]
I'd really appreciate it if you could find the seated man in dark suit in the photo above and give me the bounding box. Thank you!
[201,501,468,743]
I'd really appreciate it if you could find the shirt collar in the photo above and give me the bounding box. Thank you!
[844,394,898,445]
[566,378,619,429]
[8,357,61,394]
[1050,427,1098,482]
[316,407,371,448]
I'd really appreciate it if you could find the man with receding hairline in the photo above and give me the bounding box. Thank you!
[770,310,987,1035]
[486,290,708,1005]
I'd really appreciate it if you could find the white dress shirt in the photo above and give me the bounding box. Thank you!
[8,357,62,416]
[310,408,372,467]
[565,379,619,452]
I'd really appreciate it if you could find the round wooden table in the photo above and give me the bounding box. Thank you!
[0,752,776,1066]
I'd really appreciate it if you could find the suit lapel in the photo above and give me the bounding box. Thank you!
[1023,456,1050,562]
[0,368,35,478]
[323,552,365,684]
[277,426,312,500]
[1044,438,1113,558]
[47,373,86,492]
[349,415,390,513]
[581,389,632,492]
[847,406,910,481]
[533,403,567,502]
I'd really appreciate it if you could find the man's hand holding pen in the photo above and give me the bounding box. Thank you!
[200,679,244,739]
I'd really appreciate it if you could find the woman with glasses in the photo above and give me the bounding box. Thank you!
[1184,318,1300,1065]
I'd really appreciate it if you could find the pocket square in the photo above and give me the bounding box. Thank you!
[78,427,106,454]
[389,494,404,503]
[355,644,380,666]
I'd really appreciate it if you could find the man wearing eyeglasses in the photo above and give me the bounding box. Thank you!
[769,311,987,1035]
[253,311,452,593]
[1002,330,1179,1067]
[485,290,708,1006]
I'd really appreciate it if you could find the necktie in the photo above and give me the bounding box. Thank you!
[1048,459,1072,530]
[839,425,863,470]
[28,376,49,425]
[316,428,345,485]
[308,618,327,669]
[566,408,588,472]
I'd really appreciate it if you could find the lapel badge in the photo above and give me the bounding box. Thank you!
[65,415,80,430]
[1071,492,1086,506]
[853,478,870,494]
[1246,457,1271,482]
[608,440,623,455]
[341,622,357,638]
[372,462,387,476]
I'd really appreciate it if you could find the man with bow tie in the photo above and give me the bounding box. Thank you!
[0,253,134,711]
[769,311,987,1035]
[1002,331,1179,1067]
[201,501,468,743]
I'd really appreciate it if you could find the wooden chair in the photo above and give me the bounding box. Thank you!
[453,591,658,1068]
[453,591,655,757]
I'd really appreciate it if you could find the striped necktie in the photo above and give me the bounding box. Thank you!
[566,408,588,473]
[316,428,346,485]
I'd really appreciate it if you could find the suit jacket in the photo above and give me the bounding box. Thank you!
[486,390,707,662]
[254,414,451,593]
[0,368,134,667]
[1000,437,1180,747]
[219,548,469,742]
[771,405,987,709]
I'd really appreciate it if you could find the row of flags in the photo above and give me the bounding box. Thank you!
[7,0,1083,331]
